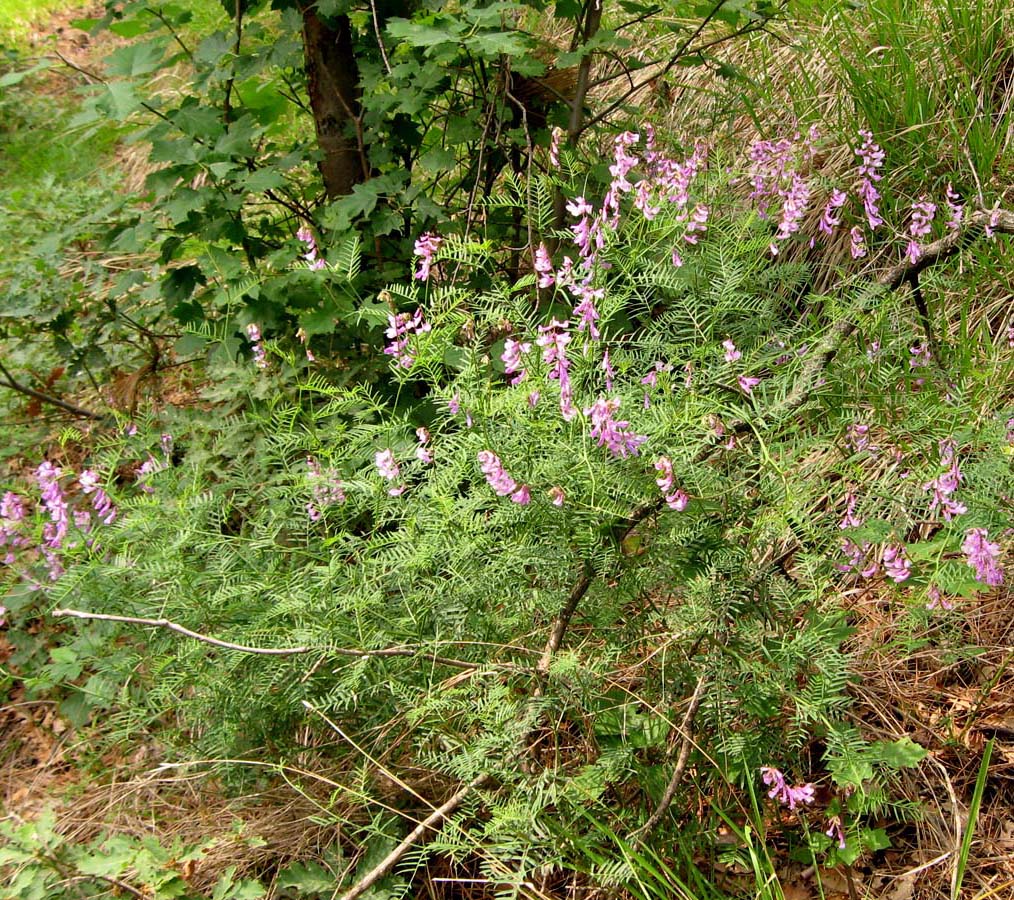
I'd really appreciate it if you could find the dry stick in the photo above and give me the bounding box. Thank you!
[338,774,493,900]
[0,358,104,420]
[50,609,504,670]
[630,673,707,843]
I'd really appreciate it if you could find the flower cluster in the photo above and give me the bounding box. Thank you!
[385,308,431,369]
[537,319,576,421]
[654,457,689,511]
[962,528,1004,587]
[296,226,326,271]
[905,196,936,264]
[1,491,28,565]
[78,470,117,527]
[584,397,647,459]
[246,323,268,370]
[477,451,529,505]
[306,456,345,521]
[501,339,532,385]
[760,767,815,810]
[855,129,885,230]
[375,449,406,497]
[413,232,443,282]
[922,438,966,521]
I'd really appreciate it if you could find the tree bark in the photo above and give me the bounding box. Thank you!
[300,5,366,198]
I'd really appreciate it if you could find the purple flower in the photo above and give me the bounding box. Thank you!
[246,323,268,369]
[846,423,871,453]
[306,456,345,520]
[962,528,1004,587]
[78,469,116,526]
[905,196,936,264]
[537,318,576,421]
[296,226,326,270]
[722,340,741,363]
[825,816,847,850]
[840,491,863,529]
[985,207,1000,240]
[413,232,443,281]
[760,767,816,811]
[584,397,647,458]
[602,349,615,392]
[534,244,555,289]
[922,438,966,521]
[855,129,885,230]
[909,342,931,370]
[817,188,848,240]
[882,544,912,583]
[549,127,563,168]
[737,375,761,395]
[375,449,400,481]
[384,308,431,369]
[926,584,954,611]
[448,392,461,415]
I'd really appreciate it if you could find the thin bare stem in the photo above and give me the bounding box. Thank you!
[631,675,707,843]
[337,774,493,900]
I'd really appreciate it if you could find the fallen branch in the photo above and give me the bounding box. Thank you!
[51,609,501,670]
[630,674,707,844]
[0,358,104,420]
[879,207,1013,290]
[338,773,493,900]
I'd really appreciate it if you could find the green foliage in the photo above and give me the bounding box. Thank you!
[0,808,265,900]
[7,122,1010,894]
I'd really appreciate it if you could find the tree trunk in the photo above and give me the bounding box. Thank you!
[300,5,366,198]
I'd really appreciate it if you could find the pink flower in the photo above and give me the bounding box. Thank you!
[510,485,531,505]
[415,427,432,464]
[537,318,576,421]
[825,816,847,850]
[375,449,400,481]
[477,450,521,499]
[926,584,954,611]
[549,486,565,507]
[306,456,345,520]
[297,226,326,270]
[413,232,443,281]
[737,375,761,394]
[817,188,848,240]
[584,397,647,458]
[501,339,532,385]
[944,184,963,231]
[549,127,563,168]
[855,129,885,230]
[78,469,116,526]
[722,340,741,362]
[384,308,431,369]
[534,244,555,288]
[962,528,1004,587]
[882,544,912,583]
[760,767,816,811]
[905,196,936,264]
[246,323,268,369]
[922,438,966,521]
[849,226,867,259]
[845,423,870,453]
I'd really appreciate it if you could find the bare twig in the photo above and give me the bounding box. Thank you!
[630,675,707,843]
[50,608,507,670]
[368,0,393,75]
[337,774,493,900]
[0,359,104,420]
